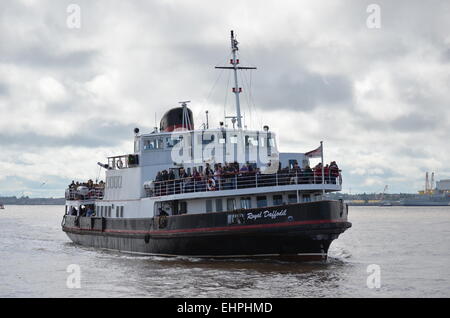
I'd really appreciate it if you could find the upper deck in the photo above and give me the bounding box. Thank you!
[144,169,342,200]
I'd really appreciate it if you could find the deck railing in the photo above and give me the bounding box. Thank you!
[145,171,342,197]
[65,187,105,201]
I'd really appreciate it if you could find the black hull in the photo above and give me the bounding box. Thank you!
[62,200,351,260]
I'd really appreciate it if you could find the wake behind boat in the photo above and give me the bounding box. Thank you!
[61,31,351,261]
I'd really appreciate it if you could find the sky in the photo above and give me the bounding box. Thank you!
[0,0,449,197]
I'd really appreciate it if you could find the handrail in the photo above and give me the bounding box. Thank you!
[144,170,342,197]
[65,187,104,201]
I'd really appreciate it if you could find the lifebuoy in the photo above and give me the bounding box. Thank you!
[159,215,168,228]
[116,160,124,169]
[207,178,216,191]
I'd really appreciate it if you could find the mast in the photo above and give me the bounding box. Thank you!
[215,30,256,129]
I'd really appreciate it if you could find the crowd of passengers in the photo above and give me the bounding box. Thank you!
[66,179,105,200]
[151,161,340,195]
[67,205,95,217]
[68,179,105,190]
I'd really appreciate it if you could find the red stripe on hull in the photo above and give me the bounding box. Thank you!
[64,219,347,235]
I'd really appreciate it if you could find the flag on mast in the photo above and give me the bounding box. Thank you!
[305,144,323,158]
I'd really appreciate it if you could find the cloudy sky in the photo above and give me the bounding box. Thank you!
[0,0,449,197]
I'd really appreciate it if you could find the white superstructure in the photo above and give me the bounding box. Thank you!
[65,31,342,220]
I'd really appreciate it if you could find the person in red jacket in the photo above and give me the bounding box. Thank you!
[314,163,322,184]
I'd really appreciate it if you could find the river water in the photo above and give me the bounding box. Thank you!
[0,205,449,297]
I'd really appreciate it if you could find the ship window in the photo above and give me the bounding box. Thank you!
[288,194,297,204]
[157,138,164,148]
[108,206,112,217]
[260,137,265,147]
[116,209,119,218]
[215,199,223,212]
[166,136,183,148]
[269,138,276,147]
[143,138,163,150]
[273,195,283,206]
[201,133,215,145]
[134,139,140,153]
[180,202,187,214]
[143,139,156,150]
[205,200,213,213]
[245,136,258,147]
[120,206,124,217]
[240,197,252,209]
[227,198,236,211]
[257,196,267,208]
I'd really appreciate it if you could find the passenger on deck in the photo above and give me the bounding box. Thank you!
[290,162,302,184]
[303,165,313,184]
[329,161,340,184]
[314,163,323,184]
[239,164,249,174]
[205,163,214,177]
[324,164,330,183]
[159,208,168,217]
[192,167,201,181]
[69,206,76,215]
[86,207,94,217]
[179,168,188,179]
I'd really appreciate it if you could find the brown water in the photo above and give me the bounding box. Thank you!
[0,205,449,297]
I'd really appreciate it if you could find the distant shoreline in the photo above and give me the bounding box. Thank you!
[0,196,65,205]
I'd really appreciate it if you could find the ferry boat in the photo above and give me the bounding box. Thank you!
[62,31,351,261]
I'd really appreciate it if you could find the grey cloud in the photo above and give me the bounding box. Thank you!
[0,121,137,149]
[391,113,438,132]
[0,82,8,96]
[1,0,450,195]
[0,47,98,69]
[253,71,353,111]
[352,110,442,134]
